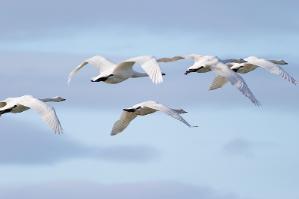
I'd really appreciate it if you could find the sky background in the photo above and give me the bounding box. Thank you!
[1,0,299,198]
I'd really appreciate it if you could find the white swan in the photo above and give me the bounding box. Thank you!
[68,55,165,85]
[111,100,198,135]
[204,57,293,90]
[183,54,260,106]
[0,95,65,134]
[229,56,297,84]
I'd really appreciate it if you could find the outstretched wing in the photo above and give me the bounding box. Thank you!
[222,58,246,64]
[209,76,228,90]
[111,111,137,136]
[157,56,185,63]
[227,72,260,106]
[125,56,164,84]
[144,102,197,127]
[113,61,136,74]
[68,55,115,84]
[245,57,296,85]
[19,96,63,134]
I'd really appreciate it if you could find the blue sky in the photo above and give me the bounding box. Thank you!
[1,0,299,199]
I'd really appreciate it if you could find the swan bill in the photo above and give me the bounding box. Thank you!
[0,105,18,115]
[185,68,199,75]
[91,74,114,82]
[123,106,141,112]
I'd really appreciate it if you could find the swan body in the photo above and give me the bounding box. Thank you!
[183,54,260,106]
[0,95,65,133]
[111,100,197,136]
[229,56,297,85]
[211,56,296,90]
[1,96,66,114]
[68,55,165,85]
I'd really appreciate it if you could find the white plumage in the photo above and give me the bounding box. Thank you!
[111,101,197,136]
[183,54,260,106]
[0,95,65,134]
[68,55,165,85]
[229,56,297,85]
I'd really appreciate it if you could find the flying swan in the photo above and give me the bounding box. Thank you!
[68,55,166,85]
[183,54,260,106]
[209,56,297,90]
[111,100,198,136]
[229,56,297,84]
[0,95,65,134]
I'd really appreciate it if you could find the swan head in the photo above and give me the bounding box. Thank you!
[185,67,201,75]
[0,105,18,115]
[123,106,141,112]
[185,55,217,75]
[185,62,208,74]
[230,63,244,71]
[91,74,114,82]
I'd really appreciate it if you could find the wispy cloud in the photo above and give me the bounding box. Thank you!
[0,120,158,165]
[222,138,276,157]
[1,0,298,40]
[1,0,298,59]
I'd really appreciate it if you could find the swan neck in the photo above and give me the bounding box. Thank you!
[40,98,60,102]
[133,72,147,77]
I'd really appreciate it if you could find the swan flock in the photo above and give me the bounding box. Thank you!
[1,54,297,134]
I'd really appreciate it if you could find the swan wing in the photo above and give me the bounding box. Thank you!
[246,57,296,84]
[111,111,137,136]
[222,58,246,64]
[143,101,196,127]
[209,75,228,90]
[226,72,260,106]
[125,56,164,84]
[157,56,185,63]
[113,61,136,74]
[68,55,115,84]
[18,96,63,134]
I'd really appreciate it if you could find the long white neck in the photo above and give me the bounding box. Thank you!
[40,97,63,102]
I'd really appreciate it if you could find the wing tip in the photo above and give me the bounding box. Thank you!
[209,86,217,91]
[67,79,71,86]
[54,126,64,134]
[254,100,262,107]
[152,79,163,85]
[153,74,164,85]
[111,130,120,136]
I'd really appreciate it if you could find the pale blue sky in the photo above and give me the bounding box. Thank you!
[1,0,299,199]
